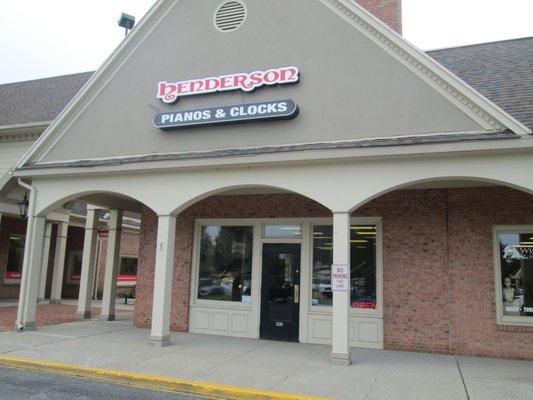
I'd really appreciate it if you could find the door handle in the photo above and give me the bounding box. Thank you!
[294,284,299,304]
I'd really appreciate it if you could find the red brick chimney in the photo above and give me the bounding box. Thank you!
[355,0,402,34]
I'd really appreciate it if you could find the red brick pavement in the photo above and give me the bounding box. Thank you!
[0,304,106,332]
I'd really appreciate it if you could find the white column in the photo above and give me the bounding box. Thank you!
[149,215,176,347]
[100,210,123,321]
[331,212,351,365]
[50,221,69,303]
[75,207,99,319]
[37,222,53,301]
[16,216,46,330]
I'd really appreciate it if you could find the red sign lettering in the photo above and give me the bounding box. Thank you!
[157,66,300,104]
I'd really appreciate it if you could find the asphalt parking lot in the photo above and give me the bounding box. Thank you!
[0,366,205,400]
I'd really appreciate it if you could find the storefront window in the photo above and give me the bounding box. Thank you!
[198,225,253,302]
[118,256,138,283]
[119,257,138,275]
[312,224,377,309]
[498,231,533,318]
[264,224,302,238]
[5,236,25,282]
[67,251,83,284]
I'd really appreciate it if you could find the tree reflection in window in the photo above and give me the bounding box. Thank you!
[198,226,253,302]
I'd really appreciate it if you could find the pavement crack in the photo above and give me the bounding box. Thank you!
[455,357,470,400]
[0,349,20,356]
[364,351,389,400]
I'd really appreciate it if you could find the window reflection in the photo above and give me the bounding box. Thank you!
[198,226,253,302]
[499,232,533,317]
[264,224,302,238]
[5,236,24,281]
[312,225,377,309]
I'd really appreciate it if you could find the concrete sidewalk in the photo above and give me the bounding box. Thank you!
[0,314,531,400]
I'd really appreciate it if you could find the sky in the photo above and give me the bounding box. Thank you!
[0,0,532,84]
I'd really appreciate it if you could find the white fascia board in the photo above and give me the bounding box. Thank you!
[12,134,533,179]
[46,211,71,223]
[0,121,50,134]
[320,0,531,135]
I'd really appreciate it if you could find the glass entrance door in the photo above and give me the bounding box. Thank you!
[260,243,301,342]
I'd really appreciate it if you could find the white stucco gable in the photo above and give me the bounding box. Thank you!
[15,0,531,170]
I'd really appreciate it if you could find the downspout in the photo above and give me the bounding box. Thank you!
[16,178,36,330]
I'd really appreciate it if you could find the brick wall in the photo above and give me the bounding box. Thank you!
[356,189,452,354]
[135,187,533,359]
[447,187,533,359]
[356,0,402,33]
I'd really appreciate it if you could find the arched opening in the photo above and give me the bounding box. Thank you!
[167,184,331,217]
[346,177,533,358]
[136,185,339,345]
[16,189,156,332]
[133,184,382,351]
[348,176,533,213]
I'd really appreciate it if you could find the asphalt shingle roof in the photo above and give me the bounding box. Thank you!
[0,72,92,126]
[0,37,531,130]
[428,37,533,130]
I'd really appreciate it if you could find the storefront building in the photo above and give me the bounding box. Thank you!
[0,77,141,301]
[9,0,533,364]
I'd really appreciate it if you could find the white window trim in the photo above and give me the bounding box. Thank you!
[493,225,533,327]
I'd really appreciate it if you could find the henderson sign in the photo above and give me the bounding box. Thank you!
[156,66,300,104]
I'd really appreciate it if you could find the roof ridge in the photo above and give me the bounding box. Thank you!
[426,36,533,53]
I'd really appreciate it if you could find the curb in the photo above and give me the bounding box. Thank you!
[0,355,330,400]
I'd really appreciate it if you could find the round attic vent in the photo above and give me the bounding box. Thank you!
[214,1,246,32]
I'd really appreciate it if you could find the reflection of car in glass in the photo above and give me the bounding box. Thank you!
[312,278,332,298]
[270,282,293,303]
[351,278,366,296]
[198,278,225,297]
[242,274,252,295]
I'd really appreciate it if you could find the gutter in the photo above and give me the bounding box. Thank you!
[0,121,50,133]
[15,178,36,330]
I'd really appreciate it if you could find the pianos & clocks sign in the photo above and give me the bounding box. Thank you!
[153,66,300,130]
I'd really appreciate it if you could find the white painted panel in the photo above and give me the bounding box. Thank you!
[348,321,356,342]
[311,318,332,340]
[357,321,379,343]
[188,306,255,338]
[307,313,383,349]
[192,310,210,330]
[231,314,248,333]
[212,312,229,331]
